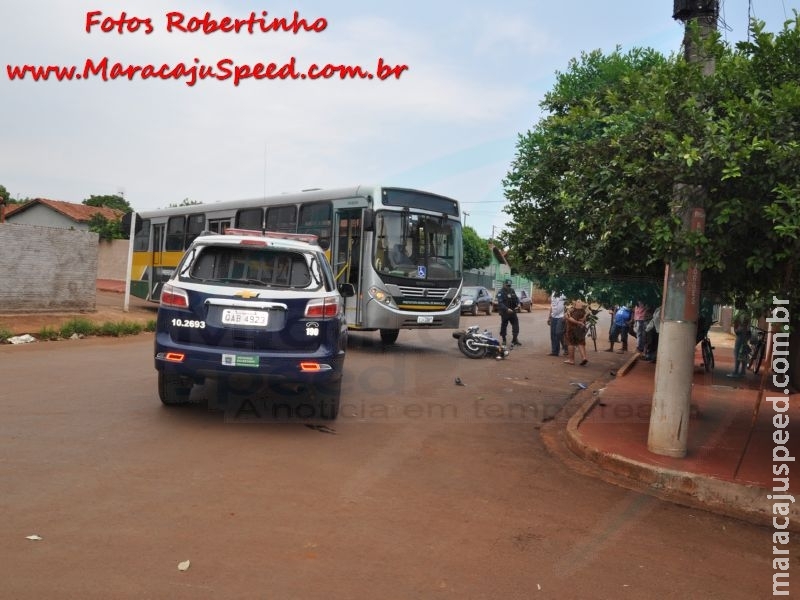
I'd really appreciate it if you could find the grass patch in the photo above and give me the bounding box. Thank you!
[37,326,61,341]
[97,320,144,337]
[59,318,96,338]
[9,318,154,342]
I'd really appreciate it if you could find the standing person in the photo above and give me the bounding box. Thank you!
[606,303,632,353]
[633,300,649,354]
[643,306,661,362]
[496,279,521,346]
[564,299,589,365]
[605,304,619,351]
[727,308,750,378]
[547,290,567,356]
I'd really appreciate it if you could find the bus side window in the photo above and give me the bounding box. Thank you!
[266,205,297,233]
[186,214,205,248]
[133,219,151,251]
[236,208,263,230]
[165,216,185,251]
[298,202,332,242]
[208,219,230,233]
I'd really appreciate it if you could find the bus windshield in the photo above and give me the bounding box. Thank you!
[374,211,462,280]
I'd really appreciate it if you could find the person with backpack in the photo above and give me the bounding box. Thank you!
[606,303,632,353]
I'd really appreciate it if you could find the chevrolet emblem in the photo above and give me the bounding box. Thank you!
[234,290,260,299]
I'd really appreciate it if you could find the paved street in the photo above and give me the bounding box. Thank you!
[0,311,773,599]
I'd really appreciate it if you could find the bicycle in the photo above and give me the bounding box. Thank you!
[698,320,717,372]
[585,309,599,352]
[746,326,768,374]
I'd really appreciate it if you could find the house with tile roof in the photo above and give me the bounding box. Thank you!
[3,198,123,231]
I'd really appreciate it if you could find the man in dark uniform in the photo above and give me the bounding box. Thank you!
[496,279,521,346]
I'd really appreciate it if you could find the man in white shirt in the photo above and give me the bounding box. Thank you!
[547,291,568,356]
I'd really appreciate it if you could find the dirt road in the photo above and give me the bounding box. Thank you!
[0,313,771,599]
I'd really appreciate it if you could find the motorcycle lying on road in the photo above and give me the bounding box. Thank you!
[452,325,510,359]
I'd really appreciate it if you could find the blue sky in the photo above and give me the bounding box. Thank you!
[1,1,796,238]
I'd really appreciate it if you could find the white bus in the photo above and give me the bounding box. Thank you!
[128,185,463,343]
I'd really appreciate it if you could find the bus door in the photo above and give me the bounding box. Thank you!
[150,223,165,301]
[333,209,363,325]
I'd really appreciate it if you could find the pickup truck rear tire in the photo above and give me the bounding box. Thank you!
[158,372,192,406]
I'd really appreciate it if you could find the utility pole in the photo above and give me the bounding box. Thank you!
[647,0,718,458]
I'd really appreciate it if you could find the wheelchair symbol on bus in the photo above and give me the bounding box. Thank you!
[417,265,426,278]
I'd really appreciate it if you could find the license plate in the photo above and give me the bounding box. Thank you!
[221,309,269,327]
[417,315,434,324]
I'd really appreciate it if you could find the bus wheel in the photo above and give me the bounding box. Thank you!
[158,372,193,406]
[380,328,400,344]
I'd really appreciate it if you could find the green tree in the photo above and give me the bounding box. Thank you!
[82,194,130,240]
[462,225,492,271]
[168,197,203,208]
[82,194,132,213]
[502,15,800,308]
[87,213,124,241]
[0,185,27,206]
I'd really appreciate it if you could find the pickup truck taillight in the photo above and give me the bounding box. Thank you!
[304,296,341,318]
[160,284,189,308]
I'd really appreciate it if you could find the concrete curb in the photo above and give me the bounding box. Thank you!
[539,353,799,531]
[615,352,639,377]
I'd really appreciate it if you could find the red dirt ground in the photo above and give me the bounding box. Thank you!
[0,286,158,337]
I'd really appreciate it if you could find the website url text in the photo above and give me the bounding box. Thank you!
[6,57,409,87]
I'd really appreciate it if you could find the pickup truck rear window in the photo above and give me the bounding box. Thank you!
[185,246,312,288]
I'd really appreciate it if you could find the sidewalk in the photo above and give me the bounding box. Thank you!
[556,328,799,530]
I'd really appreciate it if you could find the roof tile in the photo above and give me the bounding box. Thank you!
[4,198,124,223]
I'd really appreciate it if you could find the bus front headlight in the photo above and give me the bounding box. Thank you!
[368,286,397,308]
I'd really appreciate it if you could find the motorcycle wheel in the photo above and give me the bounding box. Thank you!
[458,334,488,359]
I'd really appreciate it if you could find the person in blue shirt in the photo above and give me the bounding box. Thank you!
[606,303,632,353]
